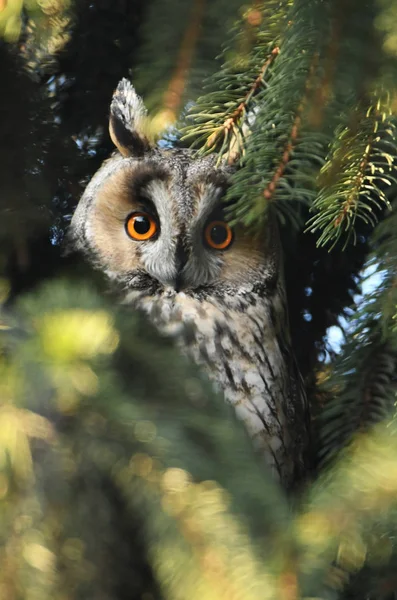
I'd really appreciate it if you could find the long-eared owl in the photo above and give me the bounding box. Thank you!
[68,79,308,487]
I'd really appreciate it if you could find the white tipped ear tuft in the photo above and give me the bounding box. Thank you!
[109,78,152,157]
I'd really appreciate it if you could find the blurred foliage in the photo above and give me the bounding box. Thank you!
[134,0,245,127]
[1,282,397,599]
[1,0,397,599]
[0,0,71,56]
[0,281,291,599]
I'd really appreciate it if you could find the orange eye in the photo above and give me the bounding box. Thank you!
[204,220,233,250]
[126,212,158,241]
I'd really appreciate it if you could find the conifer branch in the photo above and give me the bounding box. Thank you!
[262,53,320,202]
[225,0,331,228]
[181,0,292,163]
[307,96,397,249]
[318,198,397,467]
[318,331,397,467]
[371,198,397,331]
[262,110,302,202]
[205,46,280,161]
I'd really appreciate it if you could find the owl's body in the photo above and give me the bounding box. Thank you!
[131,287,304,485]
[69,80,308,487]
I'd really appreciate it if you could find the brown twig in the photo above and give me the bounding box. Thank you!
[332,146,371,228]
[332,114,376,228]
[162,0,206,118]
[263,55,318,201]
[206,46,280,149]
[263,113,301,200]
[310,12,342,128]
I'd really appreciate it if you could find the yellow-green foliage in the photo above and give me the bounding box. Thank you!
[1,280,397,599]
[0,0,71,72]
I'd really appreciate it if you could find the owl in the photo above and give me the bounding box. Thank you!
[68,79,309,488]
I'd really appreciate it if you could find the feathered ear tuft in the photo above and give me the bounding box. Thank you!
[109,79,152,157]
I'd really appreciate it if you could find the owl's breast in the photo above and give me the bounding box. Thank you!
[130,289,307,487]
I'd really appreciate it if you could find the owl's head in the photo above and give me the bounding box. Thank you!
[68,79,280,298]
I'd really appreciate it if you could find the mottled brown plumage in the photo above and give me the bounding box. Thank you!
[68,79,309,487]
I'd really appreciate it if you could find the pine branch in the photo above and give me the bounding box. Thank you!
[182,41,283,163]
[225,0,331,229]
[318,198,397,467]
[182,0,396,236]
[318,328,397,468]
[307,96,397,249]
[371,197,397,333]
[180,1,292,160]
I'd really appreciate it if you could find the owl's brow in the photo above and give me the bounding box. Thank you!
[125,164,169,200]
[194,171,229,191]
[191,171,232,221]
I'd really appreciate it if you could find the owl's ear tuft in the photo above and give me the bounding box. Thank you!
[109,79,152,157]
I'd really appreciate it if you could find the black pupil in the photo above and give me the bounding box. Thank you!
[210,224,228,245]
[134,215,151,234]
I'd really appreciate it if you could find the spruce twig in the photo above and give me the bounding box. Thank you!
[205,46,280,163]
[181,0,292,163]
[307,95,397,249]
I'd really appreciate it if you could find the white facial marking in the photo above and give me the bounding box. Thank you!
[139,180,179,285]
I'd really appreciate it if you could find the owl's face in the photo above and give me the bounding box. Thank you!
[69,80,279,298]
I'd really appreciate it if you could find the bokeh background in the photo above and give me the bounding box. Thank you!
[1,1,397,599]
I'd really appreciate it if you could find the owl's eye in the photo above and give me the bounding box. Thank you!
[204,220,233,250]
[126,212,158,241]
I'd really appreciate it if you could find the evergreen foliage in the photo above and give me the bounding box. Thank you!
[181,0,292,163]
[133,0,245,127]
[1,0,397,598]
[2,282,397,599]
[319,192,397,467]
[0,282,291,598]
[307,96,396,249]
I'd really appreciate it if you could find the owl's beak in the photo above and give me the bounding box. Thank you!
[174,240,189,292]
